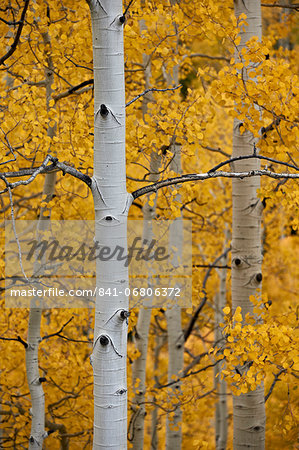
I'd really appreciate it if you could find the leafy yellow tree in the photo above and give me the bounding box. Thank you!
[0,0,298,448]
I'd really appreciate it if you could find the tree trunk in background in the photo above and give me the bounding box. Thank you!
[131,12,162,445]
[232,1,266,448]
[164,5,184,443]
[132,155,161,450]
[88,1,132,448]
[165,146,184,450]
[214,240,228,450]
[26,30,57,449]
[132,152,161,449]
[151,333,163,449]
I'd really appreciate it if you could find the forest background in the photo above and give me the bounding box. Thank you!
[0,0,298,449]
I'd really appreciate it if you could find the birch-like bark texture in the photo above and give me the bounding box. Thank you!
[131,20,161,445]
[214,246,228,450]
[232,1,266,448]
[165,147,184,450]
[163,10,184,441]
[88,1,132,448]
[132,154,160,449]
[26,175,54,449]
[26,30,57,449]
[151,333,163,449]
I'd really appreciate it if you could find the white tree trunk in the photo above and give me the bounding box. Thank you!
[131,17,160,446]
[150,333,163,449]
[88,1,131,448]
[232,1,266,448]
[163,19,184,442]
[26,30,56,449]
[214,244,228,450]
[165,147,184,450]
[132,154,160,449]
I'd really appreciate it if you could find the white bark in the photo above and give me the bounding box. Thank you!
[214,244,228,450]
[131,18,161,446]
[88,1,131,448]
[26,30,56,449]
[163,12,184,441]
[150,333,163,449]
[132,154,160,449]
[165,147,184,450]
[132,306,151,449]
[232,1,266,448]
[26,175,56,450]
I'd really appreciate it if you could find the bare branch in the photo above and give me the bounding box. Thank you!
[0,335,28,348]
[53,79,94,102]
[201,145,231,158]
[193,264,231,269]
[42,316,90,343]
[184,248,231,342]
[123,0,135,16]
[42,317,74,340]
[261,3,299,10]
[132,169,299,199]
[183,53,230,62]
[0,0,30,66]
[7,184,29,282]
[264,368,286,402]
[0,155,92,192]
[126,85,182,108]
[208,153,299,174]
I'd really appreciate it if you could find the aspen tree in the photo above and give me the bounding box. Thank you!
[163,6,184,444]
[26,30,57,449]
[131,16,160,446]
[214,239,228,450]
[165,151,184,450]
[87,1,131,448]
[231,1,266,447]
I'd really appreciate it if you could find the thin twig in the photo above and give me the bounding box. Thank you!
[7,184,29,282]
[265,368,286,402]
[183,53,230,62]
[42,317,74,340]
[184,248,230,342]
[126,85,182,108]
[208,153,299,174]
[0,0,30,66]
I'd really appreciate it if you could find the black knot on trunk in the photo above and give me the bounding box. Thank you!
[99,335,109,346]
[234,258,242,267]
[120,310,129,320]
[100,104,109,117]
[256,273,262,283]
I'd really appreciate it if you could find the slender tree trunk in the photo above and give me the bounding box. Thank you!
[232,1,266,448]
[88,1,132,448]
[132,151,160,449]
[26,30,56,449]
[131,15,161,446]
[163,9,184,442]
[151,333,163,449]
[214,241,228,450]
[165,146,184,450]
